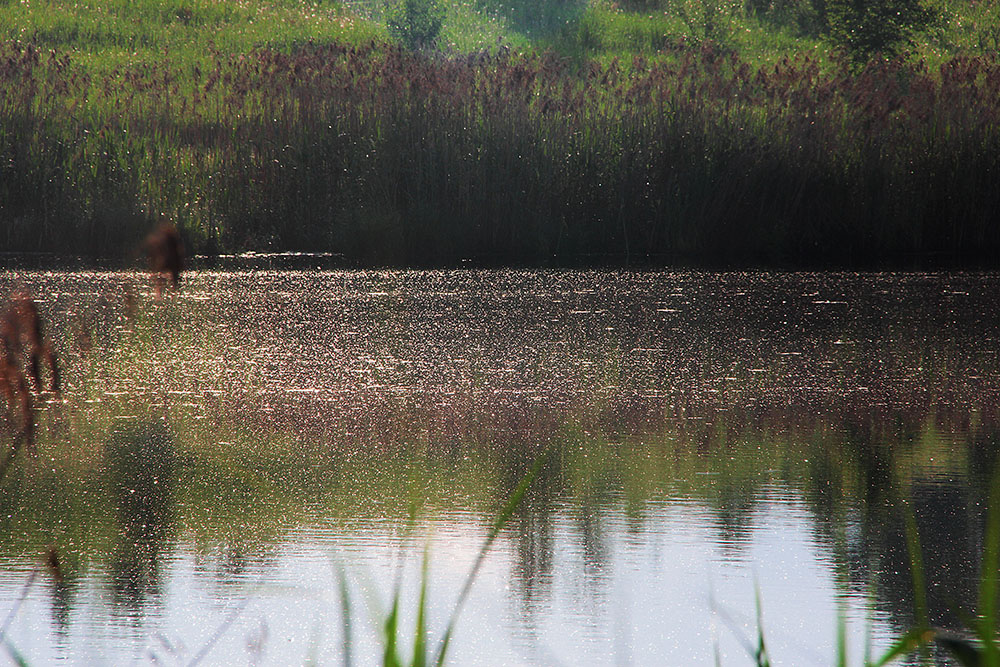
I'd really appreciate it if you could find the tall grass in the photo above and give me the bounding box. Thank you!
[924,461,1000,666]
[728,474,1000,666]
[3,0,1000,266]
[4,34,1000,265]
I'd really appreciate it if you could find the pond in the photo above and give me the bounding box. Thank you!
[0,269,998,665]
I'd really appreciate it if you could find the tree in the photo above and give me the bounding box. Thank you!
[387,0,446,50]
[826,0,936,62]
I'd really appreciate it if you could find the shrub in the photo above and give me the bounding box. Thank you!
[386,0,445,50]
[826,0,937,62]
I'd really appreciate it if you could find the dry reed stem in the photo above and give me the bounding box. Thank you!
[0,288,62,458]
[144,222,185,298]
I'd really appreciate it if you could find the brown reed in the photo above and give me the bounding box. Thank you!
[2,38,1000,265]
[144,222,185,297]
[0,288,61,467]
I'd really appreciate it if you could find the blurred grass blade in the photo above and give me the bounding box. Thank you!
[0,568,37,642]
[868,628,933,667]
[433,448,547,666]
[836,610,847,667]
[2,640,28,667]
[711,591,756,660]
[754,583,770,667]
[413,548,429,667]
[338,567,353,667]
[901,501,929,631]
[383,585,400,667]
[188,594,251,666]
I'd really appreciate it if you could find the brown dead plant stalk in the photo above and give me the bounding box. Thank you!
[144,222,185,298]
[0,288,61,479]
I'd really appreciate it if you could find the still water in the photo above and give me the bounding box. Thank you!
[0,269,998,665]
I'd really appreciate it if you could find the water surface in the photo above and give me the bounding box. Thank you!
[0,270,997,665]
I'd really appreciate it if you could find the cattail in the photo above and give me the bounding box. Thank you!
[45,546,64,584]
[1,290,59,394]
[144,222,185,297]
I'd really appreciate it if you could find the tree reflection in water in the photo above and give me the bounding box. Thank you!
[104,420,176,615]
[2,270,999,664]
[804,416,1000,647]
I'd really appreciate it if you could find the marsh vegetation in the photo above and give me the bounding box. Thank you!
[3,0,1000,662]
[2,0,999,266]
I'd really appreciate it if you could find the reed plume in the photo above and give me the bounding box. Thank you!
[0,288,61,463]
[144,222,185,297]
[2,289,60,394]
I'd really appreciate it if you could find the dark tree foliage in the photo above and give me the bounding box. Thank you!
[826,0,937,62]
[386,0,445,50]
[745,0,829,37]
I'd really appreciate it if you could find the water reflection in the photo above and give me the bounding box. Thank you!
[512,502,556,620]
[802,417,998,645]
[105,419,176,616]
[0,269,996,664]
[46,553,75,641]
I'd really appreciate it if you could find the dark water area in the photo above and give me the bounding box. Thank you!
[0,269,998,665]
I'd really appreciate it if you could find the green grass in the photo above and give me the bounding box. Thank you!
[2,0,993,73]
[360,450,546,667]
[0,0,385,64]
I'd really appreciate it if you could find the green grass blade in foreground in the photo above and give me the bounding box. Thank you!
[754,583,771,667]
[975,461,1000,663]
[837,610,847,667]
[383,583,401,667]
[2,640,28,667]
[432,448,548,666]
[338,567,352,667]
[932,460,1000,667]
[836,498,935,667]
[867,628,934,667]
[413,549,429,667]
[902,501,930,631]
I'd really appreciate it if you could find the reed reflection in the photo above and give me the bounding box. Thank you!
[105,420,177,615]
[1,269,998,665]
[510,456,559,620]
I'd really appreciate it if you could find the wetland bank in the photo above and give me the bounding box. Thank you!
[1,268,998,664]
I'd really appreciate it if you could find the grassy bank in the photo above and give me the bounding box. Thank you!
[2,0,999,266]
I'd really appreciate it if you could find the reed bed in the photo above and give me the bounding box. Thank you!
[2,37,999,265]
